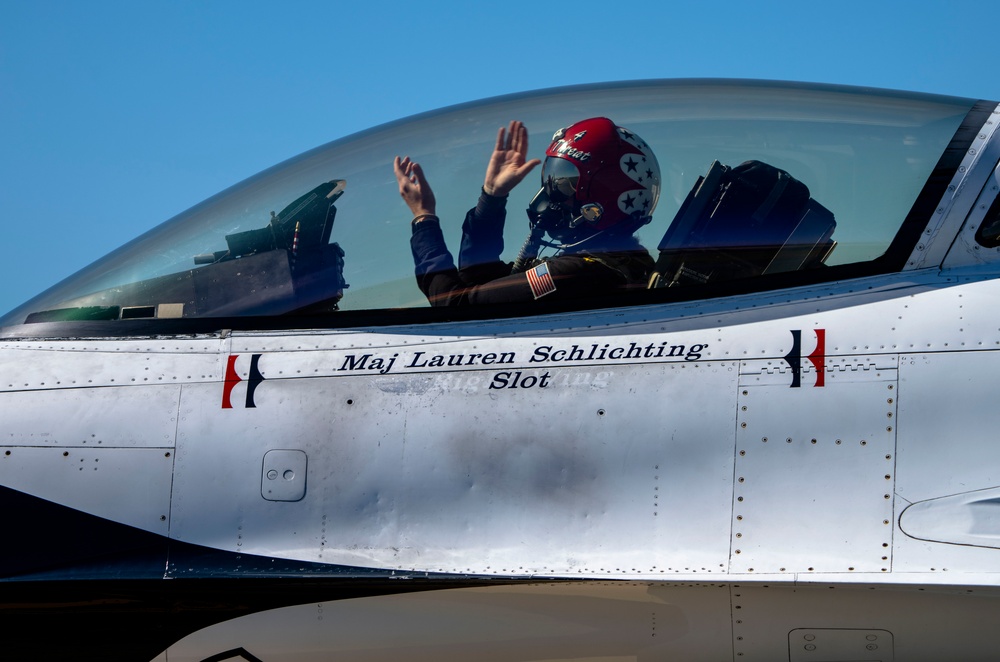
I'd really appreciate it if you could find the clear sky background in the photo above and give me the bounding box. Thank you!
[1,0,997,317]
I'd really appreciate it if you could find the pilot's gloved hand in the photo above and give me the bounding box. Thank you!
[393,156,437,221]
[483,120,541,197]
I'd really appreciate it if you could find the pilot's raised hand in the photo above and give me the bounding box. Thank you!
[394,156,436,219]
[482,120,541,197]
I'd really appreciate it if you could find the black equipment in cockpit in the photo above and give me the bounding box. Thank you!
[195,179,346,264]
[182,179,350,315]
[649,161,837,288]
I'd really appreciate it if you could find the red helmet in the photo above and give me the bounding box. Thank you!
[542,117,660,234]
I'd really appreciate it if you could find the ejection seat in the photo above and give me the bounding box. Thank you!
[648,160,837,289]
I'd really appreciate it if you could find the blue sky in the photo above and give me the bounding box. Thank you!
[1,0,997,317]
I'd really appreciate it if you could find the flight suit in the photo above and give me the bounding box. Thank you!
[411,191,653,307]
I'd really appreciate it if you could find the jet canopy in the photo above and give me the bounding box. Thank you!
[0,80,978,329]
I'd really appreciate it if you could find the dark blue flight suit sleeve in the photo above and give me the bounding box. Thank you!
[411,191,646,307]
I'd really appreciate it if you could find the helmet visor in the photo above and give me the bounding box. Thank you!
[541,157,579,204]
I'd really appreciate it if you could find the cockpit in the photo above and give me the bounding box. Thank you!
[0,80,986,330]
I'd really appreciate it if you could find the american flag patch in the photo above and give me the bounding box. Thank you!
[526,263,556,299]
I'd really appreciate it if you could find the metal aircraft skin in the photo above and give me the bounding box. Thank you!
[2,79,1000,661]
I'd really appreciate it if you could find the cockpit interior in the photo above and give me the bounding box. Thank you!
[0,80,982,329]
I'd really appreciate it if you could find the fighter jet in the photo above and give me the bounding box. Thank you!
[2,79,1000,662]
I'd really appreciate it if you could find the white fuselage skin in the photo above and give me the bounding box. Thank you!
[4,92,1000,662]
[6,265,1000,661]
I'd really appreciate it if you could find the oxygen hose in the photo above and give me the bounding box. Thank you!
[511,225,545,274]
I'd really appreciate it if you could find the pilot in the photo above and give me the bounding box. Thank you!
[394,118,660,306]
